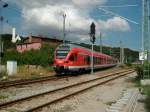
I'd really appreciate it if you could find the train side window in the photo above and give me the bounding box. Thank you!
[69,53,77,61]
[86,56,90,64]
[74,54,77,61]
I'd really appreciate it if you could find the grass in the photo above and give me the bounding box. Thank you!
[0,71,8,81]
[141,85,150,112]
[0,94,8,100]
[0,65,54,81]
[14,65,54,79]
[129,65,150,112]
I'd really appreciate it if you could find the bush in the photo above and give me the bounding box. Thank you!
[126,62,132,67]
[2,44,56,67]
[142,86,150,112]
[135,61,150,80]
[145,90,150,111]
[135,65,143,79]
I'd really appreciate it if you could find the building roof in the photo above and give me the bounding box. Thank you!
[24,35,63,42]
[17,42,41,45]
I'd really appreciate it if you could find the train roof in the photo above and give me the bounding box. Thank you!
[57,43,113,58]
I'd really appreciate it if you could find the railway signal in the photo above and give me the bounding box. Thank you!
[90,22,96,44]
[90,22,96,74]
[0,0,8,60]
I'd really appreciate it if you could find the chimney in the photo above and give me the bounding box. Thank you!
[29,34,32,43]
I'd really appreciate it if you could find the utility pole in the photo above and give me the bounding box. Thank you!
[148,0,150,62]
[63,13,66,43]
[99,32,102,53]
[109,44,112,56]
[120,41,124,65]
[142,0,150,79]
[0,0,8,65]
[122,46,124,64]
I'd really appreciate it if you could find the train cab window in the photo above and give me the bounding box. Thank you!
[56,50,69,59]
[69,53,77,61]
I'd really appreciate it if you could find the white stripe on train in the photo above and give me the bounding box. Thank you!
[67,64,116,71]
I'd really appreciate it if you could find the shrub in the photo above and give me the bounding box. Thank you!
[126,62,132,67]
[143,86,150,112]
[135,61,150,80]
[2,44,56,67]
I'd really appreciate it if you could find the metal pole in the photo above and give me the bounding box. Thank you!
[120,41,122,64]
[119,40,124,64]
[63,13,66,43]
[142,0,144,64]
[0,1,8,65]
[99,32,102,53]
[147,0,150,78]
[109,45,111,56]
[91,43,94,74]
[122,47,124,64]
[0,7,2,65]
[147,0,150,62]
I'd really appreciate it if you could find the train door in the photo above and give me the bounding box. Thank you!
[69,53,77,66]
[85,56,90,65]
[77,53,84,66]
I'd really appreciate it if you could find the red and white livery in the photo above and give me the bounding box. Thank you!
[53,43,117,74]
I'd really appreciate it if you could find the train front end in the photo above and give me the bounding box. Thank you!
[53,44,71,74]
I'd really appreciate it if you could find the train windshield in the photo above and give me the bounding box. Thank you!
[56,45,70,59]
[56,50,69,59]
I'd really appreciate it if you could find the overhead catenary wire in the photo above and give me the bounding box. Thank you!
[98,7,139,25]
[98,4,138,8]
[0,0,27,18]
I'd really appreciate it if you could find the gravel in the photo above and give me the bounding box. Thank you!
[39,72,145,112]
[0,67,123,104]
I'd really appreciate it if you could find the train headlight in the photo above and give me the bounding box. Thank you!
[64,61,69,63]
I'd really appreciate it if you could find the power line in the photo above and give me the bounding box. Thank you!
[99,4,138,8]
[98,7,139,25]
[1,0,26,17]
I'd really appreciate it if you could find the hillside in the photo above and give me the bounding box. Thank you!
[79,43,138,63]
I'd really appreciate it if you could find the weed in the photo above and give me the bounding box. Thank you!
[105,101,116,106]
[0,94,8,100]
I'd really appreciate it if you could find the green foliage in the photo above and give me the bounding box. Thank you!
[2,44,56,67]
[135,65,143,79]
[126,62,132,67]
[135,61,150,79]
[145,91,150,112]
[1,34,23,50]
[142,86,150,112]
[79,43,138,62]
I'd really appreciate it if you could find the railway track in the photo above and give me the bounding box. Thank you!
[0,75,70,89]
[0,67,123,89]
[0,70,135,112]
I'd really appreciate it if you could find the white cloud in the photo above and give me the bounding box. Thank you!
[97,17,130,32]
[72,0,107,8]
[7,0,130,42]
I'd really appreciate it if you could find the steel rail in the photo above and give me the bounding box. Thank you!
[0,70,134,111]
[0,68,128,89]
[0,75,70,89]
[24,70,134,112]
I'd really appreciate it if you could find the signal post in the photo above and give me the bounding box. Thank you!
[90,22,96,74]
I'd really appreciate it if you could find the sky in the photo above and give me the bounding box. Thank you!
[0,0,143,51]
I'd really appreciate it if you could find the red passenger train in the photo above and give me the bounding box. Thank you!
[53,43,117,74]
